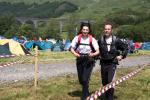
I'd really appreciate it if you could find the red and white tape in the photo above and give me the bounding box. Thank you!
[0,54,32,58]
[0,55,15,58]
[0,56,31,68]
[87,65,147,100]
[0,61,20,68]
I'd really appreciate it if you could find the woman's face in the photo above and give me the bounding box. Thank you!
[81,26,89,36]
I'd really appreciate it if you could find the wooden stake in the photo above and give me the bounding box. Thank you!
[34,46,38,88]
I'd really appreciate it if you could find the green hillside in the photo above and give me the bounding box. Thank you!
[0,0,150,41]
[0,0,149,19]
[0,1,78,18]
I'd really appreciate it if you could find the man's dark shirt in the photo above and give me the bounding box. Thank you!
[98,35,128,64]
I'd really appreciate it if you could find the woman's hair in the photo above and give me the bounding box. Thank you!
[77,21,92,35]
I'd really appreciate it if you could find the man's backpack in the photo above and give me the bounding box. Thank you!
[99,35,128,60]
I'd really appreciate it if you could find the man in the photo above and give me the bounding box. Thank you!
[98,22,128,100]
[70,22,99,100]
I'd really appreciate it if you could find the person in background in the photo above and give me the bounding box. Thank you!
[38,37,43,42]
[70,21,99,100]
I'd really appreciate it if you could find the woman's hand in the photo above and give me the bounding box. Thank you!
[74,53,80,57]
[70,47,80,57]
[89,49,100,57]
[88,53,95,57]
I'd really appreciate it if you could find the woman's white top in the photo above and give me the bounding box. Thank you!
[71,35,99,54]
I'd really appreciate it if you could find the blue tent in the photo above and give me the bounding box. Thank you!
[0,36,6,39]
[12,36,26,44]
[64,40,71,51]
[34,41,46,50]
[140,42,150,50]
[24,41,34,50]
[52,41,64,52]
[43,41,54,49]
[24,41,54,50]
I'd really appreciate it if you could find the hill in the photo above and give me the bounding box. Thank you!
[0,0,150,41]
[0,0,149,19]
[0,1,78,18]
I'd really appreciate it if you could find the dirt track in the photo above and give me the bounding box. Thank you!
[0,55,149,84]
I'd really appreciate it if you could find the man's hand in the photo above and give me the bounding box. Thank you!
[116,55,123,61]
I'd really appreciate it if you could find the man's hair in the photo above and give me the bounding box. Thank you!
[103,21,113,29]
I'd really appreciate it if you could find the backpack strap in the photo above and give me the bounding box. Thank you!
[100,35,117,44]
[74,34,82,51]
[78,34,82,45]
[89,35,92,45]
[75,34,95,53]
[100,35,105,44]
[112,35,117,44]
[89,35,96,52]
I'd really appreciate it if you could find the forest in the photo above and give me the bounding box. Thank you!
[0,0,150,42]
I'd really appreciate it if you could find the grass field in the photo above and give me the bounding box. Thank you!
[0,50,150,64]
[0,50,150,100]
[0,65,149,100]
[0,49,150,64]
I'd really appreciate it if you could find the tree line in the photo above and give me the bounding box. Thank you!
[0,1,78,18]
[0,9,150,42]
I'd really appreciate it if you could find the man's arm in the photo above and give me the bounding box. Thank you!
[116,39,128,60]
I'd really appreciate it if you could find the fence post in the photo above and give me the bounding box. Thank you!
[34,46,38,88]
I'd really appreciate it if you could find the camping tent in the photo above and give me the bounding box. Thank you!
[24,41,54,50]
[12,36,27,44]
[64,40,71,51]
[52,41,64,52]
[0,36,6,40]
[0,43,12,55]
[43,41,54,50]
[140,42,150,50]
[24,41,34,50]
[0,39,30,55]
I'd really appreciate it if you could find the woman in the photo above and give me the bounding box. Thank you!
[70,22,99,100]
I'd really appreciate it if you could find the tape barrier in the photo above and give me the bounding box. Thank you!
[0,57,31,68]
[87,64,148,100]
[0,61,18,68]
[0,55,15,58]
[0,54,32,58]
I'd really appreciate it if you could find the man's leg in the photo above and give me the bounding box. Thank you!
[101,64,109,100]
[105,64,116,100]
[101,64,108,86]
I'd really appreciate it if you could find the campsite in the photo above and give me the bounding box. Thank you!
[0,38,149,100]
[0,0,150,100]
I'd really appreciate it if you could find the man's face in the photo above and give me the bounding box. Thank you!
[104,24,112,37]
[81,26,89,36]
